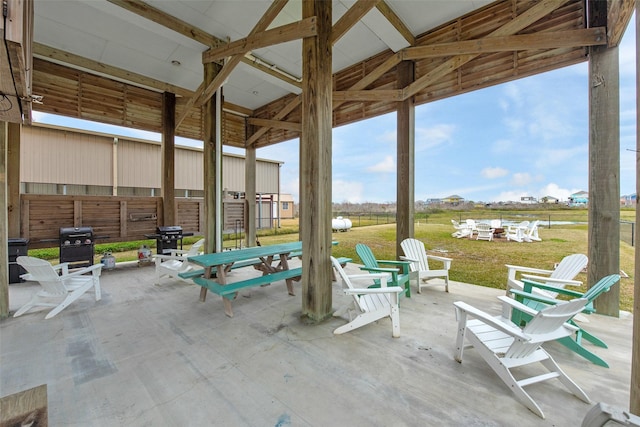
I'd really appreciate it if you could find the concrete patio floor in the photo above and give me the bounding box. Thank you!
[0,259,633,426]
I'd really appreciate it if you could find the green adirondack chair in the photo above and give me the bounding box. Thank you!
[355,243,411,298]
[509,273,621,368]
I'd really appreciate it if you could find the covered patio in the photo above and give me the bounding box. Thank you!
[0,262,632,425]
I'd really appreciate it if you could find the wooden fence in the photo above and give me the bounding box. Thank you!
[19,195,251,249]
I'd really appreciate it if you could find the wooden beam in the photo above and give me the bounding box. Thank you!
[108,0,299,91]
[34,43,194,97]
[177,0,289,127]
[396,60,414,257]
[300,0,333,322]
[403,28,607,59]
[161,92,176,226]
[402,0,572,100]
[0,121,8,318]
[376,1,415,46]
[331,0,381,45]
[333,89,402,102]
[7,123,20,237]
[247,117,301,132]
[107,0,223,47]
[246,96,301,147]
[631,2,640,415]
[203,17,317,63]
[588,43,621,317]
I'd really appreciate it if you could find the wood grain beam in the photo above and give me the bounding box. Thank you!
[33,43,195,97]
[331,0,381,45]
[108,0,299,91]
[204,17,317,63]
[247,117,301,132]
[333,89,402,102]
[246,96,301,147]
[376,1,415,46]
[107,0,223,47]
[402,0,572,100]
[176,0,289,128]
[403,27,606,59]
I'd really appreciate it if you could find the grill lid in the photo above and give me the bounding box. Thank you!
[156,226,183,234]
[60,226,94,237]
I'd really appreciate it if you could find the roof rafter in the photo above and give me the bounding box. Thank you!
[402,0,573,100]
[107,0,299,94]
[376,1,415,46]
[203,17,317,63]
[331,0,381,45]
[402,27,606,59]
[176,0,289,127]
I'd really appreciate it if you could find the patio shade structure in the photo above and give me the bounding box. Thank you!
[0,0,637,411]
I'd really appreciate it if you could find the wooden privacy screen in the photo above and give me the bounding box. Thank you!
[19,195,251,248]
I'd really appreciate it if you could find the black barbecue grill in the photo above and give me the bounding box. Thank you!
[59,227,94,268]
[145,226,193,255]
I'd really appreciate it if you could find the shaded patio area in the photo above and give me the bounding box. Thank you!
[1,261,632,426]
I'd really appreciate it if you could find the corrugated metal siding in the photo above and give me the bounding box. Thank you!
[176,148,202,189]
[21,126,113,186]
[257,161,279,194]
[22,125,282,194]
[118,139,161,188]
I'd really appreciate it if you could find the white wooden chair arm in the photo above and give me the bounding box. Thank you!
[154,254,187,261]
[169,249,190,256]
[505,265,554,275]
[53,262,71,275]
[520,274,582,286]
[65,263,103,278]
[399,255,419,263]
[344,286,404,295]
[347,273,391,282]
[454,300,529,341]
[426,254,453,268]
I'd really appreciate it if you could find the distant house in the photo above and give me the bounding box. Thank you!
[520,196,537,204]
[273,194,296,219]
[569,191,589,206]
[621,193,636,206]
[441,195,464,206]
[541,196,559,204]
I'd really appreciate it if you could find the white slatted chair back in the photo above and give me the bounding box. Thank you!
[400,238,429,273]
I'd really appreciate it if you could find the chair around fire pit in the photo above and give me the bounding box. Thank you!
[14,256,102,319]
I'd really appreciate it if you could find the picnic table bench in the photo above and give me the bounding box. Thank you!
[186,241,304,317]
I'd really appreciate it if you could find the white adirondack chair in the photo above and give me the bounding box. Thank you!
[506,253,587,298]
[525,220,542,242]
[454,295,591,419]
[154,238,205,284]
[475,223,495,241]
[331,256,404,337]
[14,256,103,319]
[451,220,472,239]
[505,220,530,242]
[400,238,452,293]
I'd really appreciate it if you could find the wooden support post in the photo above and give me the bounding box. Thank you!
[245,143,257,247]
[203,62,223,258]
[588,43,620,317]
[7,122,20,237]
[161,92,176,226]
[631,0,640,415]
[396,60,415,257]
[300,0,332,322]
[1,121,9,318]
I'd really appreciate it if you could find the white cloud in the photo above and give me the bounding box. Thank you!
[481,167,509,179]
[333,180,364,203]
[511,172,532,186]
[415,124,455,151]
[367,155,395,173]
[536,183,573,201]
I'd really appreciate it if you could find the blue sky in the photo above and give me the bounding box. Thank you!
[34,17,637,205]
